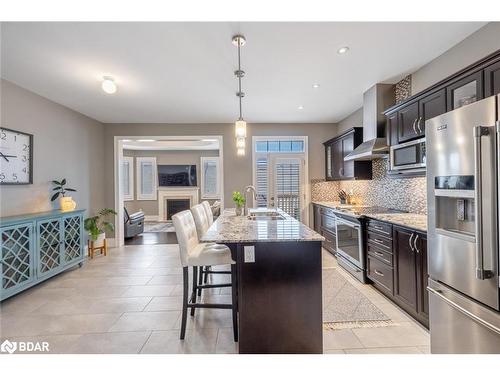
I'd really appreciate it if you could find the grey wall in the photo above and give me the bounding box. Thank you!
[103,122,337,209]
[411,22,500,95]
[0,79,106,217]
[336,108,363,135]
[123,148,219,215]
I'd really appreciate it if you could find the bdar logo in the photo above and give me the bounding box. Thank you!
[1,340,17,354]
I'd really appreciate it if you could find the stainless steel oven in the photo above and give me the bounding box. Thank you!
[389,138,426,173]
[335,216,366,282]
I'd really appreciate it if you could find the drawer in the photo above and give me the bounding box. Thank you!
[367,256,394,294]
[367,231,392,253]
[367,220,392,238]
[322,229,337,253]
[367,243,393,266]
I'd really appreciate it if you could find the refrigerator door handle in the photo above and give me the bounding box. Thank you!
[428,286,500,335]
[473,126,493,280]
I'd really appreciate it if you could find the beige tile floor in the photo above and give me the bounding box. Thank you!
[0,244,429,354]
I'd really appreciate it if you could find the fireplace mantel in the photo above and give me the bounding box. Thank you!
[158,187,199,221]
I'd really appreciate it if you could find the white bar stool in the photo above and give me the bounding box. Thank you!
[172,210,238,342]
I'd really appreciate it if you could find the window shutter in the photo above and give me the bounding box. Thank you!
[201,157,220,198]
[275,160,301,220]
[121,156,134,201]
[136,157,157,200]
[255,157,268,207]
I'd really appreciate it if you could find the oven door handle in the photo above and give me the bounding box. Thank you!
[336,217,360,230]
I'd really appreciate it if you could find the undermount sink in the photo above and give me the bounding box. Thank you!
[247,210,286,220]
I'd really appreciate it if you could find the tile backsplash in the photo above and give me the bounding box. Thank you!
[311,159,427,215]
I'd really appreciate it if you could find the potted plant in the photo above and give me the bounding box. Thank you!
[84,208,117,248]
[51,178,77,211]
[232,191,246,216]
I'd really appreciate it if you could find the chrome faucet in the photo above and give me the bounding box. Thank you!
[244,185,257,215]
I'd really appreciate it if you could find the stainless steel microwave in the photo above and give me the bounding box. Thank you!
[389,138,426,173]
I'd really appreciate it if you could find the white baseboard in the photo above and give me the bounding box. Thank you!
[144,215,159,221]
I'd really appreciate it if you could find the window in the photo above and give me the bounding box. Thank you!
[255,140,304,153]
[255,157,268,207]
[121,156,134,201]
[136,157,157,200]
[201,157,220,199]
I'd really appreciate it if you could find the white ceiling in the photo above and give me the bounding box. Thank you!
[1,22,485,123]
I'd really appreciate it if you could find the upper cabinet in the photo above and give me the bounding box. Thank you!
[385,49,500,147]
[446,71,483,110]
[484,60,500,97]
[323,128,372,181]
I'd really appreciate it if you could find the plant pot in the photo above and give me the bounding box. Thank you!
[235,206,243,216]
[91,232,106,248]
[60,196,77,212]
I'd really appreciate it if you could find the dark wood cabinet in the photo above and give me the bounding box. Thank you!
[418,88,446,133]
[393,227,418,311]
[323,128,372,181]
[397,101,420,143]
[387,112,398,147]
[366,219,429,328]
[446,71,483,111]
[484,60,500,97]
[313,204,322,233]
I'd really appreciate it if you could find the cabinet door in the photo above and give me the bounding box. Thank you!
[325,143,333,180]
[63,214,83,265]
[313,205,322,233]
[331,139,343,180]
[1,223,34,297]
[393,226,418,312]
[341,133,354,178]
[446,71,483,111]
[484,61,500,97]
[418,89,446,136]
[415,233,428,320]
[387,112,398,146]
[397,102,420,143]
[37,218,63,278]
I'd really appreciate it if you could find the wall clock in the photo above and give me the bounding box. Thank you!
[0,127,33,185]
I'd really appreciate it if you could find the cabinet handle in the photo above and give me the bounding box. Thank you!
[339,168,343,176]
[412,118,418,134]
[417,117,423,133]
[372,238,384,244]
[413,234,420,253]
[374,269,384,277]
[374,251,385,257]
[408,232,415,252]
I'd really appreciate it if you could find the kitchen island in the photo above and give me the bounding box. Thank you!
[201,208,324,354]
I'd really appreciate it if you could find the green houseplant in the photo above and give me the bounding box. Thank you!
[84,208,117,245]
[51,178,77,211]
[232,191,246,216]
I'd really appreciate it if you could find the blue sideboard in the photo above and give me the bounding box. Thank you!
[0,209,85,301]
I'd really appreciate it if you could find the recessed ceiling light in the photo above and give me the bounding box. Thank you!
[101,76,117,94]
[122,139,132,142]
[337,46,350,55]
[298,105,304,110]
[312,83,320,89]
[136,139,155,142]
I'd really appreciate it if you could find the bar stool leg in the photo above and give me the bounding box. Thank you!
[190,266,198,316]
[180,267,188,340]
[230,263,238,342]
[197,266,204,297]
[204,266,210,284]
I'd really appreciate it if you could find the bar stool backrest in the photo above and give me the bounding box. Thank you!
[172,210,199,268]
[191,204,210,238]
[201,201,213,226]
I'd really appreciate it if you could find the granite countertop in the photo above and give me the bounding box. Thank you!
[201,208,325,243]
[313,201,427,232]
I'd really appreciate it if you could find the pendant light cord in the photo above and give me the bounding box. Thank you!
[238,37,243,120]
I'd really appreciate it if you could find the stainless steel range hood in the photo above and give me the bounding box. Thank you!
[344,83,395,161]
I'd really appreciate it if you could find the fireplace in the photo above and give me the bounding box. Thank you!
[166,199,190,220]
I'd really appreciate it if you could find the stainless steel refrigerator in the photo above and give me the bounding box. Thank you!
[427,95,500,353]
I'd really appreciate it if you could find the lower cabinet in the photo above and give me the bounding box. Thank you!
[366,220,429,328]
[1,210,85,301]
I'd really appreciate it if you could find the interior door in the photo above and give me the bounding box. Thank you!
[268,154,305,221]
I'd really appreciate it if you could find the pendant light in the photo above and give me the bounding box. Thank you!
[232,34,247,156]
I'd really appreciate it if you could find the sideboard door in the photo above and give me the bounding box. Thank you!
[62,214,84,265]
[0,223,35,299]
[36,218,63,279]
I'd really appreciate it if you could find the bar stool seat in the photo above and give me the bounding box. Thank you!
[187,242,234,267]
